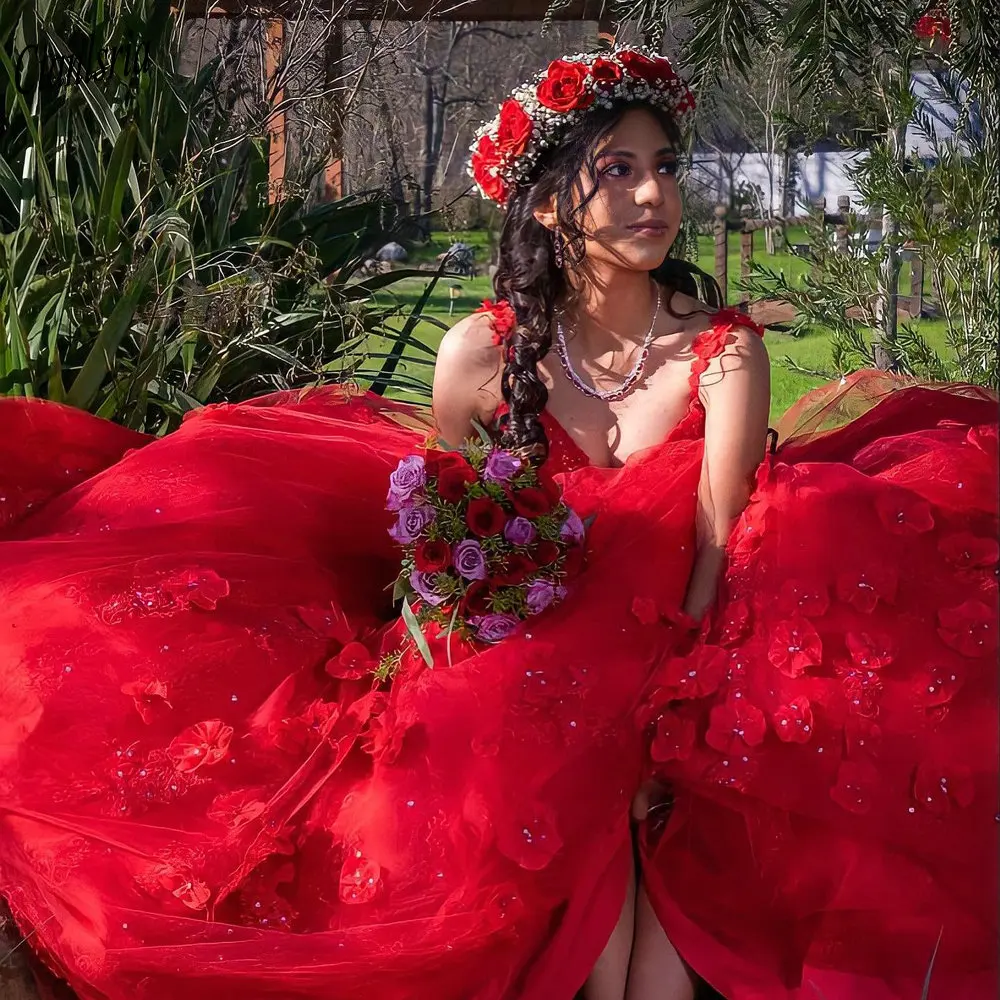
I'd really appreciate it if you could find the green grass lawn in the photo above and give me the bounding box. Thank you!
[347,229,947,420]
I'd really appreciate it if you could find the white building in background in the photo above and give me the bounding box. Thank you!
[688,69,972,216]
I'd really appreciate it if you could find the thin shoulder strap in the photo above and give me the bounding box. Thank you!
[687,307,765,398]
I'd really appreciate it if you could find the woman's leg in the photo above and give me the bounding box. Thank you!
[625,879,696,1000]
[582,862,636,1000]
[625,783,697,1000]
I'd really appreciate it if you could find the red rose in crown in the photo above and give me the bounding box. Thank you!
[468,47,695,206]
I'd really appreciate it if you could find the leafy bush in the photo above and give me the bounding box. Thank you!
[0,0,422,432]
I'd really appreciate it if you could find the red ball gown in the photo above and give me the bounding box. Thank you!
[0,310,996,1000]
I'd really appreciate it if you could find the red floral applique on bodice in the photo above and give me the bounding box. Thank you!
[483,301,764,475]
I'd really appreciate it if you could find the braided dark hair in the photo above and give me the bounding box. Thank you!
[493,101,722,463]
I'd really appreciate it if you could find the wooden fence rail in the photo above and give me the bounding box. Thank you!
[711,198,930,318]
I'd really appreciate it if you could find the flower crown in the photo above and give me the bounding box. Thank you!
[468,47,695,206]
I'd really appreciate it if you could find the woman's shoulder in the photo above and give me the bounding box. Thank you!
[433,302,508,436]
[437,300,513,369]
[666,292,768,392]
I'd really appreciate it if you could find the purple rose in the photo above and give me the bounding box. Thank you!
[387,455,426,510]
[484,448,522,484]
[526,579,567,615]
[504,516,537,547]
[389,503,435,544]
[473,613,520,643]
[559,509,586,545]
[410,570,446,606]
[453,539,487,581]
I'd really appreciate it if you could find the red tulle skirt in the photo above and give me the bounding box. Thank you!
[0,374,996,1000]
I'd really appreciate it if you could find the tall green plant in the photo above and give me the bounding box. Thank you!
[613,0,997,388]
[0,0,423,432]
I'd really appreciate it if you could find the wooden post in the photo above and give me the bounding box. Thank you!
[597,15,617,47]
[811,197,826,281]
[836,194,851,255]
[264,18,286,204]
[739,227,753,311]
[909,253,924,317]
[323,19,344,201]
[714,204,728,306]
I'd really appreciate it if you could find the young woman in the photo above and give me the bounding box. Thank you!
[0,47,995,1000]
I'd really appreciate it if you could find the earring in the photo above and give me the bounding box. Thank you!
[553,230,565,268]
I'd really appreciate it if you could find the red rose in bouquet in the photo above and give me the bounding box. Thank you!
[462,580,495,618]
[414,539,451,573]
[533,540,560,567]
[537,59,594,112]
[435,457,478,503]
[493,553,539,587]
[466,497,508,537]
[511,486,556,519]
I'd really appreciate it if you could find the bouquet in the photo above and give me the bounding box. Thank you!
[385,435,587,665]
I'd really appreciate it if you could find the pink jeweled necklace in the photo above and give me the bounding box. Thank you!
[554,288,661,402]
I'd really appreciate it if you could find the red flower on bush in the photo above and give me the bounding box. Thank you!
[414,539,451,573]
[435,458,478,503]
[466,497,508,537]
[591,57,622,88]
[536,59,594,112]
[496,99,532,156]
[913,10,951,44]
[619,50,677,86]
[511,486,555,519]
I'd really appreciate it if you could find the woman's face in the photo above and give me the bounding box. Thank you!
[542,108,682,275]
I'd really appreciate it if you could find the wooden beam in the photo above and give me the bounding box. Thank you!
[596,13,616,46]
[323,19,344,200]
[177,0,605,20]
[264,18,286,203]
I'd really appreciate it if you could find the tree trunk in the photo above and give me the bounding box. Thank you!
[873,122,908,371]
[420,71,436,220]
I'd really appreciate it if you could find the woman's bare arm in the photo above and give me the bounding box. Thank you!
[683,326,771,621]
[431,314,504,448]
